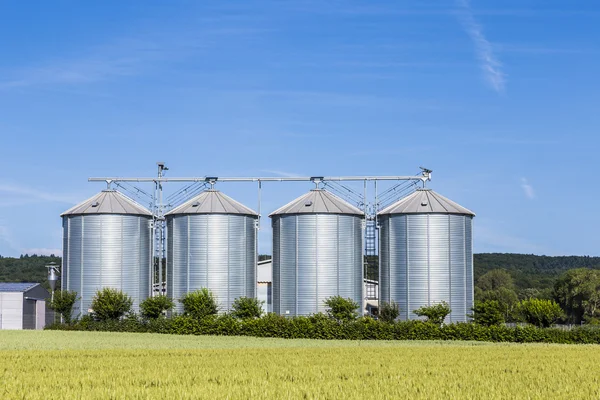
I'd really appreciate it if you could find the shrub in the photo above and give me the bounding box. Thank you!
[48,290,78,324]
[230,297,264,320]
[180,288,219,319]
[324,296,359,323]
[90,288,133,321]
[140,295,175,319]
[379,301,400,323]
[470,300,505,327]
[516,298,563,328]
[413,301,451,326]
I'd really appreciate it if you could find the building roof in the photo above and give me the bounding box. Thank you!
[165,190,258,217]
[0,282,39,292]
[269,189,364,217]
[61,190,153,217]
[378,188,475,216]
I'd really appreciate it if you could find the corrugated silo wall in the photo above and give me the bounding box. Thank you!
[62,214,152,317]
[167,214,257,313]
[272,214,363,317]
[379,214,473,323]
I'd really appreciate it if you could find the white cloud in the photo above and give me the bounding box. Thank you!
[520,178,535,199]
[259,169,304,178]
[0,183,80,204]
[456,0,506,93]
[22,248,62,257]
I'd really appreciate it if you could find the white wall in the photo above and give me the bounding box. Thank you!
[0,293,23,330]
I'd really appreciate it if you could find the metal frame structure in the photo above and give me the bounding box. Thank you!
[89,164,432,301]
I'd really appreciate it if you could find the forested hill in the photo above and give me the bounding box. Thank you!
[0,254,61,290]
[474,253,600,290]
[1,253,600,293]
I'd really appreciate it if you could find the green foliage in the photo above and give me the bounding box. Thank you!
[180,288,219,319]
[140,295,174,320]
[90,288,133,321]
[324,296,359,323]
[48,290,78,324]
[478,287,519,322]
[47,315,600,344]
[477,269,514,291]
[379,301,400,323]
[554,268,600,324]
[516,298,564,328]
[470,300,505,327]
[413,301,451,326]
[0,254,62,290]
[230,297,264,320]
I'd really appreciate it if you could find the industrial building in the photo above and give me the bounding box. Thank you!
[61,166,475,323]
[257,259,272,313]
[61,190,152,316]
[378,188,475,322]
[165,190,258,313]
[270,189,364,316]
[0,283,50,330]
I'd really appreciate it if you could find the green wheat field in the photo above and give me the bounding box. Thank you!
[1,331,599,399]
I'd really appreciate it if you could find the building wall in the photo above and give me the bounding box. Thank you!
[22,285,50,330]
[0,293,23,330]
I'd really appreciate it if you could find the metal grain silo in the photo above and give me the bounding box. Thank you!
[270,189,364,317]
[61,190,153,317]
[378,189,475,323]
[165,190,258,313]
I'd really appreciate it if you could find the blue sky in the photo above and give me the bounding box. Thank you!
[0,0,599,257]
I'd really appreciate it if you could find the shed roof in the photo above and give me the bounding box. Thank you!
[61,190,153,217]
[269,189,364,217]
[165,190,258,217]
[0,282,39,292]
[378,188,475,216]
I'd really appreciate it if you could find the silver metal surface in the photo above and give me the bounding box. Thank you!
[379,188,475,216]
[272,213,364,317]
[61,190,153,216]
[62,213,152,317]
[167,213,257,313]
[379,213,474,323]
[89,175,430,183]
[270,189,364,216]
[166,190,258,216]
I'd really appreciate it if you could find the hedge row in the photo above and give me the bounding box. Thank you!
[47,314,600,344]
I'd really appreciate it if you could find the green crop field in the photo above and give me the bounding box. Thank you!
[1,331,599,399]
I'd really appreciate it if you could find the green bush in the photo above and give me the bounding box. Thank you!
[90,288,133,321]
[413,301,451,326]
[180,288,219,319]
[230,297,264,320]
[48,290,79,324]
[46,312,600,344]
[516,298,563,328]
[379,301,400,323]
[470,300,505,327]
[324,296,360,323]
[140,295,175,319]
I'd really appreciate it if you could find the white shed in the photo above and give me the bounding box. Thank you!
[257,259,272,313]
[0,283,50,330]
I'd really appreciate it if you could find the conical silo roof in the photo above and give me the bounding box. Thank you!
[269,189,364,217]
[61,190,153,217]
[378,188,475,216]
[165,190,258,216]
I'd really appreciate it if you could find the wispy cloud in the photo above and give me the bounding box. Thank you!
[476,224,548,255]
[0,184,80,204]
[0,225,21,254]
[520,178,535,199]
[22,248,62,257]
[259,169,304,178]
[456,0,506,93]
